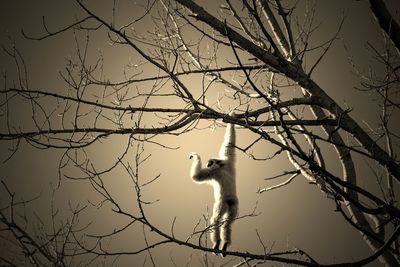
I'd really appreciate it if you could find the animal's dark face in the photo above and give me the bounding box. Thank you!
[206,159,223,168]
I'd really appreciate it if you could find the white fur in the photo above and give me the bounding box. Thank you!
[189,122,238,253]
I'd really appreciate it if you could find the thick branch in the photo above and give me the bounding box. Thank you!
[258,0,290,58]
[0,117,338,141]
[369,0,400,53]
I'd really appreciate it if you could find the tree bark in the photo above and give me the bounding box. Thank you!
[369,0,400,53]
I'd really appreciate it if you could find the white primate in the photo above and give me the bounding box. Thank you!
[189,121,238,256]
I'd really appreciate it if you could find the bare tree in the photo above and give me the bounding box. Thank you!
[1,0,399,266]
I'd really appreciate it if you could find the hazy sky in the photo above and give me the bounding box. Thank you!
[1,1,400,266]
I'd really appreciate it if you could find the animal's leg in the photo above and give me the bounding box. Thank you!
[221,198,238,257]
[210,201,225,253]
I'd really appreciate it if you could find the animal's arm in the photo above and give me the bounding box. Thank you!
[190,153,214,182]
[219,123,235,161]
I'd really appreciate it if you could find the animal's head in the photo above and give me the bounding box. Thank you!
[206,158,225,169]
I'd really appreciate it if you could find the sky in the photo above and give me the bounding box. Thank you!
[1,1,400,266]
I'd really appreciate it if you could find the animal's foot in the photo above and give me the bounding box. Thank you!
[212,240,220,256]
[221,242,228,257]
